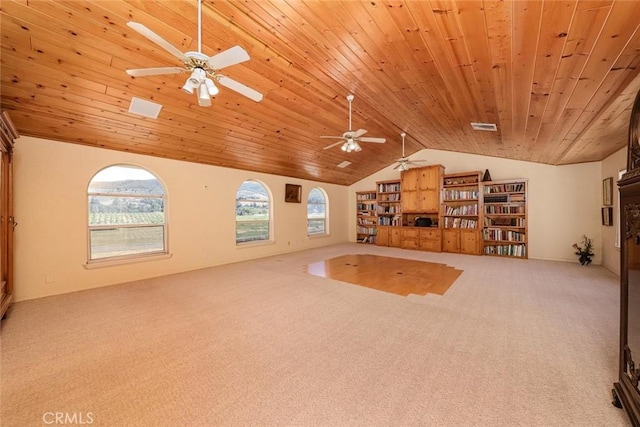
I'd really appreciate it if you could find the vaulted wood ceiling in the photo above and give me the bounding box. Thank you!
[2,0,639,186]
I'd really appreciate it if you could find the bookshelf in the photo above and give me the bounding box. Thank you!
[482,179,528,258]
[376,179,402,247]
[356,190,377,244]
[441,171,482,255]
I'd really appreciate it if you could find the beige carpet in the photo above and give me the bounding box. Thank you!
[0,243,628,426]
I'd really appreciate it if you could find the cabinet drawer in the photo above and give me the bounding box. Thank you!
[402,238,419,250]
[419,228,441,239]
[402,228,419,238]
[419,239,441,252]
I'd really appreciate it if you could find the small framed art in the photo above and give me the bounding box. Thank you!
[603,177,613,206]
[602,206,613,226]
[285,184,301,203]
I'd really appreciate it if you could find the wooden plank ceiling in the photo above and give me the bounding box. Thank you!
[1,0,639,186]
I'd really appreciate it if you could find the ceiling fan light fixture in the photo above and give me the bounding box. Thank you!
[197,83,211,107]
[205,78,219,96]
[182,80,195,95]
[183,68,206,95]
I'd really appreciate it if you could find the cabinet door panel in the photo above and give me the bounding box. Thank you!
[420,189,439,213]
[401,169,419,191]
[402,191,418,213]
[460,229,481,255]
[390,227,402,247]
[442,229,460,252]
[419,167,440,190]
[377,226,389,246]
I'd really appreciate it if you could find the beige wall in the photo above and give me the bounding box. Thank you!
[14,136,349,301]
[349,149,602,264]
[601,147,626,275]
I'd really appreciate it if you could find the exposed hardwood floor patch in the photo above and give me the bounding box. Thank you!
[305,254,463,297]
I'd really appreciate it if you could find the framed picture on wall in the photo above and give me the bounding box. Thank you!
[285,184,301,203]
[603,177,613,206]
[602,206,613,226]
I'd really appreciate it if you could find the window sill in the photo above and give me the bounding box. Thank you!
[236,240,275,249]
[83,252,172,269]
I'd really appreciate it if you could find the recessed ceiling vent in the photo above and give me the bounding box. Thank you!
[337,161,351,168]
[128,97,162,119]
[471,122,497,131]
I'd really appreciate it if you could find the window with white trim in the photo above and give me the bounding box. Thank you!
[88,165,166,261]
[307,187,327,235]
[236,180,271,244]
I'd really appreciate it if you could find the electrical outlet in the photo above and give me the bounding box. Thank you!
[45,273,55,284]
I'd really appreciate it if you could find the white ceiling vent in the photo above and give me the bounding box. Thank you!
[128,97,162,119]
[337,161,351,168]
[471,122,497,131]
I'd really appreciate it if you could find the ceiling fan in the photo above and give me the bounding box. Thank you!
[321,94,386,152]
[125,0,263,106]
[394,132,428,171]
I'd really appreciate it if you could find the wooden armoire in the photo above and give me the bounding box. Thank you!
[613,89,640,425]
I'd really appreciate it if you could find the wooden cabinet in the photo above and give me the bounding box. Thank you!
[482,179,528,258]
[401,165,443,214]
[442,229,460,253]
[419,228,441,252]
[442,171,482,255]
[613,90,640,423]
[356,190,377,244]
[401,227,419,250]
[461,229,482,254]
[377,225,401,247]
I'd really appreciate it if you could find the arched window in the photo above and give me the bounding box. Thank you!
[88,165,166,261]
[307,187,328,235]
[236,180,271,244]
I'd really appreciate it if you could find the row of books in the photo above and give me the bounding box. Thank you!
[483,229,526,242]
[485,205,525,214]
[378,183,401,192]
[378,215,402,226]
[443,218,477,228]
[443,189,479,200]
[484,194,526,203]
[356,193,376,200]
[359,235,377,244]
[357,202,376,211]
[444,204,478,215]
[377,206,400,214]
[357,226,377,235]
[484,217,526,227]
[357,218,376,226]
[379,193,401,201]
[484,183,525,193]
[484,244,526,257]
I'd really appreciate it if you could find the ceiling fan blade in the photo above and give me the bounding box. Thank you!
[359,137,386,143]
[217,76,263,102]
[353,129,368,138]
[323,141,344,150]
[126,67,185,77]
[127,22,187,62]
[320,135,345,140]
[209,46,250,70]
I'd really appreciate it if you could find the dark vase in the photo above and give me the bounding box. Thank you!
[579,254,592,265]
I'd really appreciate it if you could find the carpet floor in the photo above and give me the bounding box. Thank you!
[0,243,629,426]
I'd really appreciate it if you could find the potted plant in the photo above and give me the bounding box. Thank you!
[573,235,594,265]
